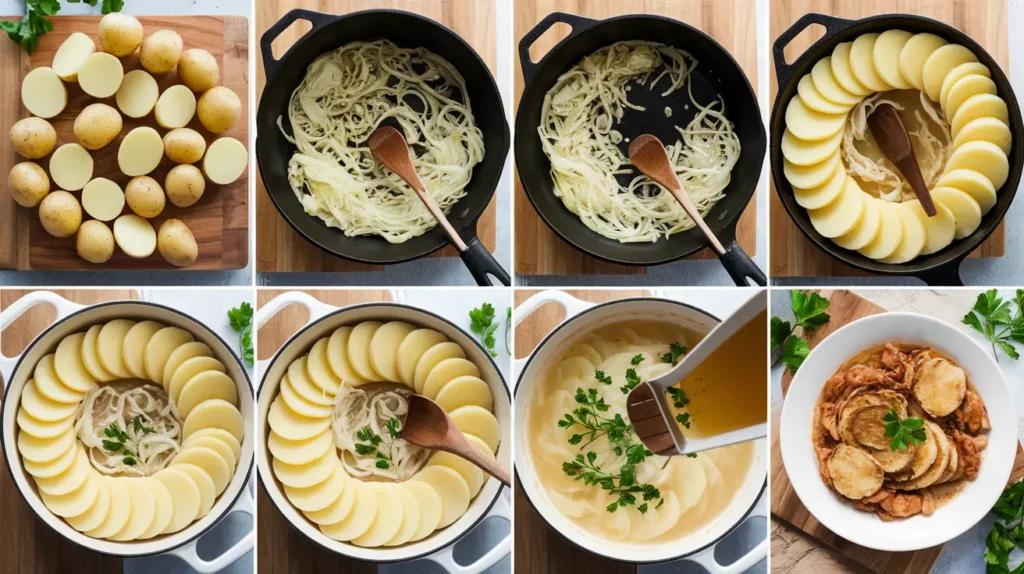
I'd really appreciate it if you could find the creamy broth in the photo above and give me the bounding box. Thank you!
[526,320,755,544]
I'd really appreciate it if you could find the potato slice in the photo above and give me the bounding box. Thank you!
[436,375,492,412]
[286,357,332,406]
[449,405,500,453]
[182,398,244,442]
[177,371,238,419]
[54,332,98,393]
[946,140,1009,189]
[82,178,125,222]
[900,33,947,91]
[422,358,482,400]
[858,203,904,260]
[35,353,85,404]
[304,479,357,525]
[169,356,224,401]
[21,379,76,422]
[922,44,977,102]
[185,435,237,469]
[850,33,891,92]
[273,450,335,489]
[347,321,384,382]
[411,465,470,529]
[950,94,1009,141]
[826,444,883,499]
[952,117,1012,155]
[162,341,214,389]
[414,342,466,393]
[831,42,872,96]
[369,321,416,382]
[872,30,913,89]
[279,374,332,419]
[50,144,94,192]
[306,338,341,395]
[936,170,998,216]
[404,481,443,542]
[153,468,202,535]
[23,435,77,478]
[327,327,367,386]
[932,187,983,240]
[171,445,231,495]
[383,485,420,547]
[85,477,131,538]
[183,428,242,461]
[78,52,124,99]
[879,203,926,264]
[945,74,997,120]
[319,481,376,541]
[18,426,75,463]
[113,215,157,259]
[41,471,100,519]
[833,195,882,251]
[138,478,174,540]
[785,96,847,141]
[123,320,164,378]
[868,443,916,474]
[796,74,851,115]
[890,422,951,490]
[427,433,492,499]
[17,407,73,439]
[782,127,843,167]
[848,405,891,450]
[116,70,159,119]
[784,149,841,190]
[267,429,333,466]
[811,57,862,106]
[98,319,135,378]
[397,329,448,386]
[118,127,164,177]
[907,199,955,255]
[22,67,67,119]
[144,326,194,384]
[52,32,96,81]
[173,462,216,518]
[155,85,197,129]
[284,462,348,513]
[267,398,330,441]
[809,177,866,238]
[65,473,111,532]
[203,137,248,185]
[349,483,406,547]
[940,62,991,109]
[914,357,967,417]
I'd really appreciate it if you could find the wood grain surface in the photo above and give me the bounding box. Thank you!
[513,0,759,276]
[513,289,651,574]
[0,16,249,271]
[0,289,137,574]
[255,289,390,573]
[254,0,497,274]
[770,289,1024,573]
[769,0,1009,278]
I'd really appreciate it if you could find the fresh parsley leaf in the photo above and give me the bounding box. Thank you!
[385,418,401,439]
[772,291,831,374]
[637,503,648,514]
[791,291,831,331]
[102,439,123,452]
[630,354,644,365]
[375,459,389,470]
[659,342,687,365]
[620,368,641,394]
[123,456,136,466]
[882,409,926,451]
[469,303,499,357]
[666,386,690,408]
[675,412,691,428]
[964,290,1021,362]
[686,453,698,458]
[781,335,810,373]
[770,316,791,354]
[594,370,612,385]
[227,303,253,365]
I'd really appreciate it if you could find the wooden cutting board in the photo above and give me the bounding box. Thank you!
[513,289,652,574]
[513,0,759,277]
[0,289,137,574]
[0,16,249,271]
[770,289,1024,573]
[769,0,1008,278]
[254,0,497,274]
[255,289,389,574]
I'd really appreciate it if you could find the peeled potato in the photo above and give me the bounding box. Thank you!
[140,30,183,74]
[38,190,82,238]
[9,162,49,207]
[178,49,220,92]
[10,117,56,159]
[165,164,206,208]
[76,220,115,264]
[125,176,166,218]
[197,87,241,134]
[73,103,122,150]
[98,13,144,57]
[157,219,198,267]
[163,128,207,164]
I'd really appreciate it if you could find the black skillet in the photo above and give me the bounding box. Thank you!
[257,9,511,286]
[515,13,767,286]
[771,13,1024,286]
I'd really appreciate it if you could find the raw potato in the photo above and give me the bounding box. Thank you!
[125,176,165,218]
[140,30,183,74]
[935,169,997,214]
[849,33,891,92]
[945,140,1009,189]
[797,75,851,115]
[880,203,926,264]
[10,117,56,159]
[81,178,125,222]
[163,128,207,164]
[907,199,955,255]
[118,127,164,176]
[98,13,144,57]
[197,87,241,134]
[157,219,198,267]
[810,57,862,106]
[953,117,1012,155]
[73,104,122,150]
[203,138,248,185]
[899,33,947,91]
[116,70,159,119]
[9,162,50,207]
[21,67,67,119]
[808,178,866,238]
[785,96,847,141]
[155,85,197,129]
[76,220,115,264]
[831,42,872,96]
[921,44,977,102]
[794,168,846,211]
[52,32,95,81]
[781,127,843,167]
[165,165,206,208]
[77,53,125,99]
[39,190,82,238]
[872,30,913,89]
[932,186,983,239]
[113,215,156,258]
[49,144,94,191]
[178,49,220,92]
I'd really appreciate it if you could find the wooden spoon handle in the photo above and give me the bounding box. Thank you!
[664,184,726,254]
[404,174,469,251]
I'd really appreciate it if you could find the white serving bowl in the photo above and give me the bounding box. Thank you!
[255,291,511,572]
[780,311,1017,552]
[0,291,254,572]
[513,289,767,571]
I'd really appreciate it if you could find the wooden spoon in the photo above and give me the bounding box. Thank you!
[867,103,936,216]
[368,125,510,286]
[401,394,511,486]
[628,134,766,286]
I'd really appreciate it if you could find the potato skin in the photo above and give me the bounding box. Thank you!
[38,190,82,238]
[98,13,144,57]
[197,86,241,134]
[125,176,166,218]
[73,103,123,150]
[165,164,206,208]
[178,49,220,92]
[9,161,50,207]
[10,117,56,159]
[76,219,115,263]
[157,218,198,267]
[140,29,183,74]
[162,128,207,164]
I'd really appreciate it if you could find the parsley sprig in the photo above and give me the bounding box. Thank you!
[666,387,692,429]
[985,479,1024,572]
[2,0,122,54]
[771,291,831,374]
[228,303,253,365]
[354,419,402,470]
[102,415,155,467]
[619,368,641,395]
[659,342,687,365]
[470,303,500,357]
[882,409,926,451]
[963,289,1024,362]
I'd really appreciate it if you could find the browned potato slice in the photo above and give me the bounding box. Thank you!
[827,444,884,500]
[837,391,908,445]
[851,405,891,449]
[937,439,960,484]
[913,358,967,417]
[868,443,916,473]
[889,422,951,490]
[890,423,938,481]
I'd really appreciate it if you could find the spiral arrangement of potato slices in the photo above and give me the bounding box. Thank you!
[16,320,243,541]
[267,321,500,548]
[782,31,1011,263]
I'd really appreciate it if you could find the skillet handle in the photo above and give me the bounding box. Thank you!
[518,12,597,86]
[915,261,966,286]
[260,9,335,81]
[719,240,767,286]
[772,13,853,88]
[460,234,511,286]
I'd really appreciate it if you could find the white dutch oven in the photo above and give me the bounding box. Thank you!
[256,291,511,572]
[0,291,255,573]
[514,290,768,570]
[780,312,1017,552]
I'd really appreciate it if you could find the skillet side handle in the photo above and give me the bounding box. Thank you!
[772,13,853,88]
[260,9,335,81]
[718,240,767,286]
[916,261,966,286]
[518,12,597,86]
[460,235,510,286]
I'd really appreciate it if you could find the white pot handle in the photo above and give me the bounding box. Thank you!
[512,290,593,375]
[254,291,338,375]
[687,493,768,574]
[167,485,255,573]
[0,291,85,387]
[422,487,511,574]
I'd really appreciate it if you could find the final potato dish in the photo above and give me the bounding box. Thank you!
[813,343,989,520]
[16,319,244,540]
[782,31,1011,263]
[266,320,500,547]
[8,14,248,267]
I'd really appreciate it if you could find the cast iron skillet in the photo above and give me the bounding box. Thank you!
[516,13,767,286]
[771,13,1024,286]
[257,9,511,286]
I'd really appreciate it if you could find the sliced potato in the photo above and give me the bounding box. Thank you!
[157,219,198,267]
[140,29,183,74]
[197,87,241,134]
[178,49,220,92]
[9,161,49,207]
[203,137,248,185]
[52,32,95,81]
[155,85,197,129]
[913,357,967,417]
[49,144,94,192]
[118,127,164,177]
[826,444,883,500]
[77,52,124,99]
[76,220,115,264]
[113,215,156,259]
[849,405,891,450]
[39,190,82,238]
[74,103,122,150]
[889,422,951,490]
[868,443,916,473]
[21,67,67,119]
[98,13,144,57]
[116,70,159,119]
[81,178,125,222]
[124,176,165,218]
